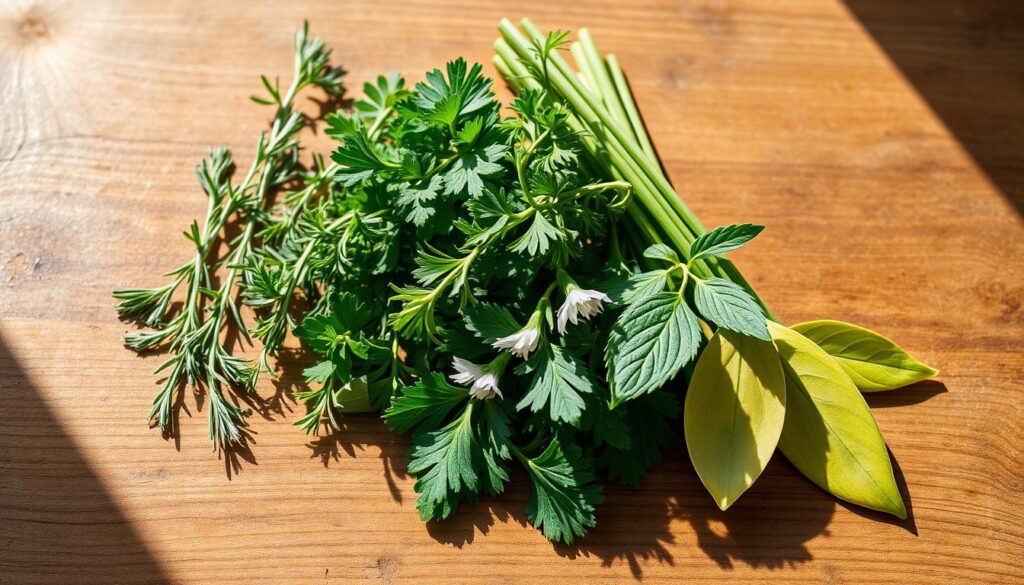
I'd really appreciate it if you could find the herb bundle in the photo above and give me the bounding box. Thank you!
[116,21,937,544]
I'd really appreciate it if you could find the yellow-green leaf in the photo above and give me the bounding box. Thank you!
[769,322,906,518]
[792,319,938,392]
[685,329,786,510]
[335,377,374,412]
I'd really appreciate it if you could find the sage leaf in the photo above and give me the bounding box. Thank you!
[792,320,938,392]
[689,224,764,262]
[685,329,786,510]
[769,322,907,518]
[606,292,701,406]
[693,278,770,340]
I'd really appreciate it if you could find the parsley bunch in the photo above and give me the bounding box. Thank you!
[118,21,937,544]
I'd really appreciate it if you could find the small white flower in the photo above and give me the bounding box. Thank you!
[449,357,504,400]
[468,372,502,400]
[557,285,611,334]
[492,326,541,359]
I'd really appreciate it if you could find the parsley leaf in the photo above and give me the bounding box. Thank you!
[331,129,398,186]
[383,373,468,434]
[408,403,480,521]
[516,345,593,426]
[463,303,521,343]
[519,437,603,544]
[414,58,495,129]
[443,126,507,197]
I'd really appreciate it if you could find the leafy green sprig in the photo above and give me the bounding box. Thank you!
[116,23,344,448]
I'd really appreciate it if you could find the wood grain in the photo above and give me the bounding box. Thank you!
[2,0,1022,583]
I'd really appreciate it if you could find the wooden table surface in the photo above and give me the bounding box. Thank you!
[2,0,1022,583]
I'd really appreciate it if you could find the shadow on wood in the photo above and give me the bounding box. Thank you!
[0,336,172,585]
[843,0,1024,215]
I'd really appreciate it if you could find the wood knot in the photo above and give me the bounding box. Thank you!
[17,10,49,42]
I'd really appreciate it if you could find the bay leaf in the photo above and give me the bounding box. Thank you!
[685,329,786,510]
[792,319,938,391]
[770,321,907,518]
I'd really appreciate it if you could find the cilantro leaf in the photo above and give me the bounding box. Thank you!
[693,278,769,340]
[520,437,603,544]
[516,345,593,426]
[606,292,702,406]
[383,372,468,434]
[407,403,480,520]
[689,223,764,262]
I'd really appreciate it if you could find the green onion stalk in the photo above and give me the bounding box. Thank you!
[494,18,774,320]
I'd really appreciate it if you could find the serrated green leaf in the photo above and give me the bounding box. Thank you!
[643,243,679,264]
[414,58,495,126]
[599,391,680,487]
[383,373,468,434]
[511,211,562,256]
[302,360,335,385]
[607,292,701,406]
[463,303,521,343]
[685,329,786,510]
[516,345,593,426]
[396,174,445,227]
[443,127,506,197]
[689,224,764,262]
[520,438,603,544]
[792,320,938,392]
[769,322,907,519]
[693,278,770,340]
[408,403,480,520]
[354,72,406,126]
[330,129,397,186]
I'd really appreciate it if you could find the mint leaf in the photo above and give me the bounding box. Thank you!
[693,278,769,340]
[643,243,679,264]
[689,223,764,262]
[606,292,701,405]
[408,404,480,520]
[622,270,669,305]
[383,373,468,434]
[516,345,593,426]
[521,437,603,544]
